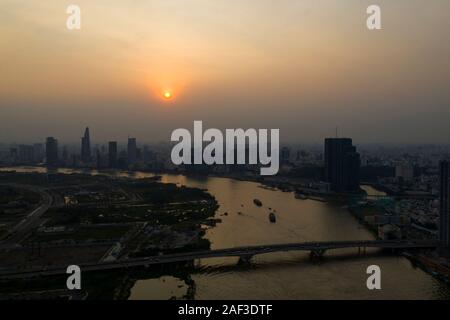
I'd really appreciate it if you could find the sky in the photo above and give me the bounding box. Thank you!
[1,0,450,144]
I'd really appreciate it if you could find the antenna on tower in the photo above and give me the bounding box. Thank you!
[335,126,339,138]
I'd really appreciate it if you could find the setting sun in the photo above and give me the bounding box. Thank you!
[164,91,172,99]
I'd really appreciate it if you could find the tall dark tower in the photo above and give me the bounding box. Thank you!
[439,161,450,252]
[324,138,360,193]
[127,137,137,166]
[45,137,58,167]
[108,141,118,169]
[81,127,91,163]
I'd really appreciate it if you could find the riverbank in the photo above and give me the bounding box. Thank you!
[358,185,450,286]
[403,252,450,284]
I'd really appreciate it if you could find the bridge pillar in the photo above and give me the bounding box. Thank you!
[238,255,253,265]
[389,248,400,254]
[309,249,326,261]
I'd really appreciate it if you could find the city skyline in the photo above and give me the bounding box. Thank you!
[1,1,450,144]
[4,127,450,150]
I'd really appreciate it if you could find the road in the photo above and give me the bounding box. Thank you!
[0,184,53,247]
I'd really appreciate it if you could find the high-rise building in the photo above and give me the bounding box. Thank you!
[108,141,118,168]
[81,127,91,163]
[439,161,450,250]
[324,138,360,193]
[45,137,58,167]
[127,137,137,165]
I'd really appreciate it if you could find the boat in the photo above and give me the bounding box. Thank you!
[296,193,308,200]
[269,213,276,223]
[253,199,263,207]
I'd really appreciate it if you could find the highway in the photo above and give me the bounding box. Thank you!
[0,184,53,247]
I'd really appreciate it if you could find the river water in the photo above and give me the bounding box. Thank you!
[1,167,449,299]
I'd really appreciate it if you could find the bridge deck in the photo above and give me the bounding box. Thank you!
[0,240,437,280]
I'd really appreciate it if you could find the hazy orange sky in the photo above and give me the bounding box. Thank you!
[1,0,450,144]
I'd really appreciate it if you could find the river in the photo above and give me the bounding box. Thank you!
[1,167,449,299]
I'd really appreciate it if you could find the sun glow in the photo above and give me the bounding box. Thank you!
[164,91,172,99]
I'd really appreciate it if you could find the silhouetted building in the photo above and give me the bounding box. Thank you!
[18,145,34,163]
[46,137,58,166]
[136,147,142,161]
[395,164,414,182]
[281,147,291,164]
[440,161,450,251]
[142,145,153,163]
[96,149,102,169]
[61,146,69,165]
[108,141,118,168]
[360,166,395,182]
[127,137,137,165]
[118,150,128,169]
[81,127,91,163]
[33,143,44,163]
[324,138,360,193]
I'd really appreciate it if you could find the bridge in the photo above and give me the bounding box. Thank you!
[0,240,438,280]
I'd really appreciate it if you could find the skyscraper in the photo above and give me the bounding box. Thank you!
[324,138,360,193]
[439,161,450,250]
[81,127,91,163]
[108,141,118,168]
[127,137,137,165]
[45,137,58,167]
